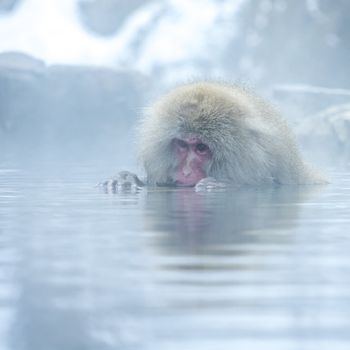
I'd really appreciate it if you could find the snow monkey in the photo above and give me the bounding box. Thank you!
[104,81,326,191]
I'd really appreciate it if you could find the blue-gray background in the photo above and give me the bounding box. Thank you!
[1,2,350,350]
[1,0,350,167]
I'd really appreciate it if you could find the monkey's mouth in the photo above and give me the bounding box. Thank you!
[159,177,196,187]
[174,181,196,187]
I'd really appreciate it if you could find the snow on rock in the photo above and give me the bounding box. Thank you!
[0,0,245,83]
[0,51,46,76]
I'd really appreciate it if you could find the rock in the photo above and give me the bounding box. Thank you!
[271,84,350,118]
[0,52,45,132]
[297,104,350,162]
[0,51,46,73]
[0,51,150,161]
[0,0,21,13]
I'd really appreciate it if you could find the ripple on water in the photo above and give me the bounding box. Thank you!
[1,164,350,349]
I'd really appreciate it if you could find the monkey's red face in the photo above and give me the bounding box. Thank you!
[172,136,212,186]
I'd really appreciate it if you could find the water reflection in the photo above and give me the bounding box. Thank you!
[143,186,316,253]
[1,163,350,350]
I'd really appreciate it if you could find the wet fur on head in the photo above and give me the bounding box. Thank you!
[138,81,326,186]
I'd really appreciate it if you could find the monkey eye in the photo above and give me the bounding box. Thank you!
[175,139,188,149]
[196,143,209,153]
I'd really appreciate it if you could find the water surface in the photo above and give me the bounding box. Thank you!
[1,161,350,350]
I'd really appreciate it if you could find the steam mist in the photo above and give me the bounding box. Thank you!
[1,0,350,169]
[1,3,350,350]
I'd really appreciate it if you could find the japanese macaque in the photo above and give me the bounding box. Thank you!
[104,81,326,191]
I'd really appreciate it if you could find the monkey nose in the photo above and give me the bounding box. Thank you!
[182,164,192,177]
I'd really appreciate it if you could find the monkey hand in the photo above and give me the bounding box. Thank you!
[99,171,145,193]
[195,177,227,192]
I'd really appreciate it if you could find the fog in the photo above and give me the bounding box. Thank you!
[1,2,350,350]
[1,0,350,168]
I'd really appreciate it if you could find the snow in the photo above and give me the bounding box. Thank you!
[0,0,119,65]
[273,84,350,97]
[0,0,244,76]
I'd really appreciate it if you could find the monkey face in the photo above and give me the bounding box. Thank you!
[172,135,212,186]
